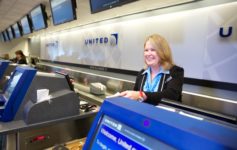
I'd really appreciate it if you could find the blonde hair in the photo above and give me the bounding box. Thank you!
[144,34,174,70]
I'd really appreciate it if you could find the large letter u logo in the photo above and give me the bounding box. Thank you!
[219,26,233,37]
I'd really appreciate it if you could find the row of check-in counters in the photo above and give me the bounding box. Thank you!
[36,61,237,124]
[0,60,236,150]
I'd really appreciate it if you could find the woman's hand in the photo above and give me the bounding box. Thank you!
[120,90,141,100]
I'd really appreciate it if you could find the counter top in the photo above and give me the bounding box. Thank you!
[37,62,237,101]
[37,62,136,83]
[0,111,97,135]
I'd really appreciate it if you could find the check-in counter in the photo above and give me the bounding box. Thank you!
[36,61,237,125]
[0,66,97,150]
[0,61,235,149]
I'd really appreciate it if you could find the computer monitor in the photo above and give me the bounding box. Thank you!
[0,32,5,42]
[0,66,36,122]
[0,60,10,80]
[20,15,32,35]
[7,26,14,40]
[27,56,39,66]
[4,71,23,101]
[55,71,74,91]
[3,30,9,41]
[12,22,22,38]
[29,4,47,31]
[83,97,237,150]
[90,0,137,13]
[89,115,175,150]
[50,0,77,25]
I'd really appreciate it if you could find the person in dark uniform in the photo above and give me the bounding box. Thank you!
[12,50,27,65]
[120,34,184,105]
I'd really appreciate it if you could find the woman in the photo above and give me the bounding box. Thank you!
[13,50,27,64]
[120,34,184,105]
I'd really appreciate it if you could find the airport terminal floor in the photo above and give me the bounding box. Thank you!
[0,0,237,150]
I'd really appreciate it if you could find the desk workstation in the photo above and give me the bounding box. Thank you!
[0,59,235,149]
[0,64,97,149]
[36,62,237,124]
[1,0,237,149]
[36,61,237,149]
[1,64,236,149]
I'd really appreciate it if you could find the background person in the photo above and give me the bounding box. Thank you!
[11,50,27,65]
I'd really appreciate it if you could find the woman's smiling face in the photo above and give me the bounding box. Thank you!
[144,40,160,68]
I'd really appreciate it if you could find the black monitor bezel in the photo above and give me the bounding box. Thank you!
[89,0,137,14]
[55,71,74,91]
[49,0,77,26]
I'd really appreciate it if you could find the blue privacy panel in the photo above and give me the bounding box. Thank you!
[0,60,10,79]
[0,66,36,122]
[83,97,237,150]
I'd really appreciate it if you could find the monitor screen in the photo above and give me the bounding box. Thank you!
[30,5,47,31]
[89,115,175,150]
[50,0,76,25]
[20,16,32,35]
[4,71,23,101]
[12,23,22,38]
[2,32,5,42]
[0,32,4,42]
[90,0,137,13]
[2,30,9,41]
[7,27,14,40]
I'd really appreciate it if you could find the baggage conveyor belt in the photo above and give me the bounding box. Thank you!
[76,88,237,126]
